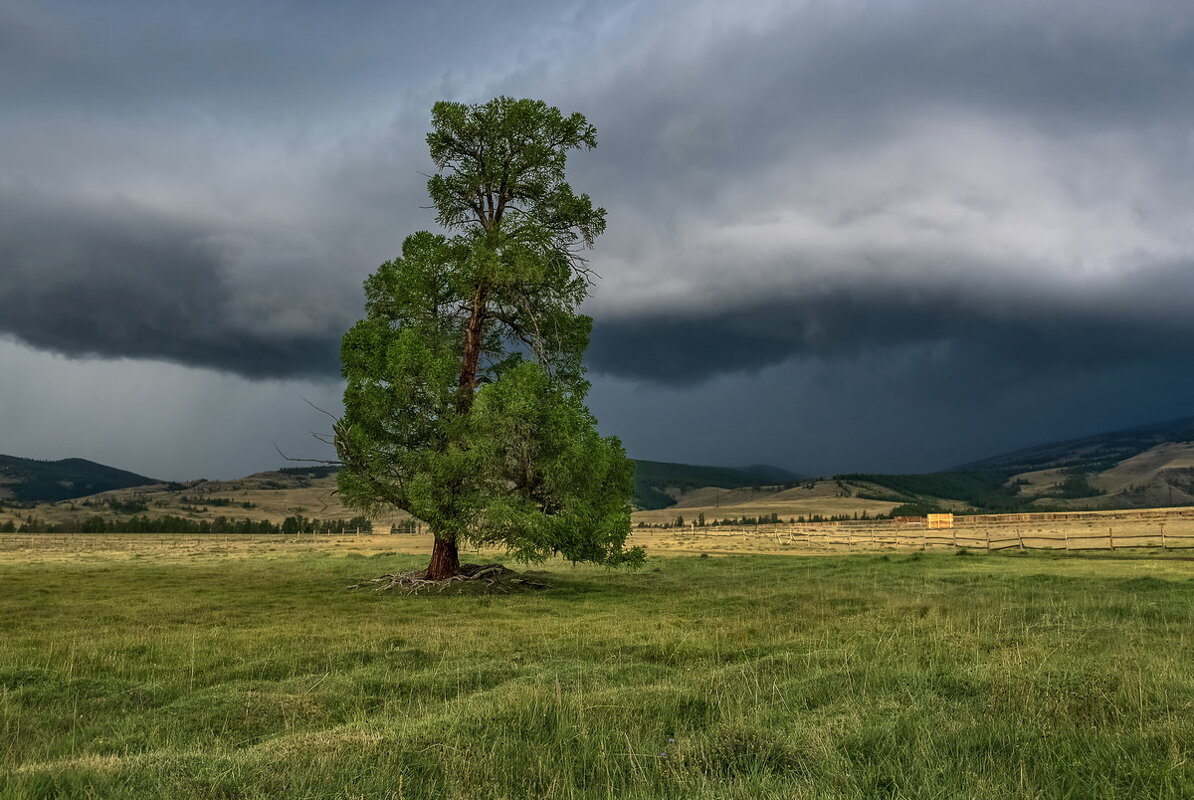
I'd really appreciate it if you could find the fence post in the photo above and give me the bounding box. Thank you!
[1064,529,1069,551]
[1017,529,1024,551]
[985,528,991,552]
[1161,522,1167,551]
[1108,526,1115,551]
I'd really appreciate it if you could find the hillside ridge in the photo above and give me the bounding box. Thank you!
[0,454,158,504]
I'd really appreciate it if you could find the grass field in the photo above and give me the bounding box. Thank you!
[2,543,1193,798]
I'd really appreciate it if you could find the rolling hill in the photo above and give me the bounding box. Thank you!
[958,416,1194,474]
[0,458,803,531]
[0,455,158,504]
[5,414,1193,530]
[631,460,801,510]
[835,416,1194,513]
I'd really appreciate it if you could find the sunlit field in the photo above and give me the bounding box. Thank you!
[2,538,1193,799]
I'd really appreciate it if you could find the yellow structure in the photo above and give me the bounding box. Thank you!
[927,513,955,529]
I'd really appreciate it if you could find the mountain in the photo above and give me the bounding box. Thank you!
[0,455,158,504]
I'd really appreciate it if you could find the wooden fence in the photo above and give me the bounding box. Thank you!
[687,507,1194,553]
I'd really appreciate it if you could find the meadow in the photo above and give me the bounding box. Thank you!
[1,538,1193,799]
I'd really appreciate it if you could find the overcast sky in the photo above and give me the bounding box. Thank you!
[3,0,1194,480]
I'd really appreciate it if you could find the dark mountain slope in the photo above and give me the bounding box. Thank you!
[957,416,1194,474]
[0,455,158,504]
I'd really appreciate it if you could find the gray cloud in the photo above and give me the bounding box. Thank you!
[4,0,1192,386]
[0,188,342,377]
[587,259,1194,384]
[2,0,1193,476]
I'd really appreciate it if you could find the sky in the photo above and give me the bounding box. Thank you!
[3,0,1194,480]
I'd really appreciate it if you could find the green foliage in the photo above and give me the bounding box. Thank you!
[1051,470,1104,499]
[105,498,149,514]
[888,502,945,517]
[335,97,638,569]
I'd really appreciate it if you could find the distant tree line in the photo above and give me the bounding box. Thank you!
[0,514,372,535]
[636,510,885,529]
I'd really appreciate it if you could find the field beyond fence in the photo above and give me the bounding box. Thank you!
[638,506,1194,555]
[3,506,1194,561]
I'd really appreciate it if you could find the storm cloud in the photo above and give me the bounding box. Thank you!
[588,258,1194,384]
[2,0,1193,476]
[0,187,345,377]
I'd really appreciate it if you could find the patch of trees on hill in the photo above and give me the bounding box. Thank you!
[838,467,1112,512]
[277,466,341,479]
[837,470,1026,511]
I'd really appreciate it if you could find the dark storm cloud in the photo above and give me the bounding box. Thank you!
[0,188,341,378]
[2,0,1193,391]
[588,259,1194,385]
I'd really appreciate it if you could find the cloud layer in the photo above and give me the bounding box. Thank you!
[2,0,1193,475]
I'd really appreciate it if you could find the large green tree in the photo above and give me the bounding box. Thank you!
[334,97,641,579]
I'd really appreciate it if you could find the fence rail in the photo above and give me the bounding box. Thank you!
[665,512,1194,553]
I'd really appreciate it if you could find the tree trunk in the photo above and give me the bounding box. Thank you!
[457,286,489,414]
[426,534,460,579]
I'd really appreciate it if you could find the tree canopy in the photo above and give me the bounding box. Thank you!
[334,97,641,579]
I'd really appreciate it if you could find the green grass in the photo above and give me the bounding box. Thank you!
[2,549,1193,798]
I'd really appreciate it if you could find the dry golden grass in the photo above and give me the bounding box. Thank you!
[1008,442,1194,507]
[0,531,434,566]
[7,506,1189,568]
[631,506,1194,556]
[1093,441,1194,493]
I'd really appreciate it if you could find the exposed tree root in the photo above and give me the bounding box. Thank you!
[347,562,550,594]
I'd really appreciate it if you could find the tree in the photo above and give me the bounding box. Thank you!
[334,97,642,580]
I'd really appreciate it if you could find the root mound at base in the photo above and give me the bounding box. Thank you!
[347,563,550,594]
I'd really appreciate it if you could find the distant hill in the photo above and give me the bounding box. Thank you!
[956,416,1194,473]
[836,415,1194,513]
[9,415,1192,522]
[632,460,801,510]
[279,459,805,511]
[0,455,158,504]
